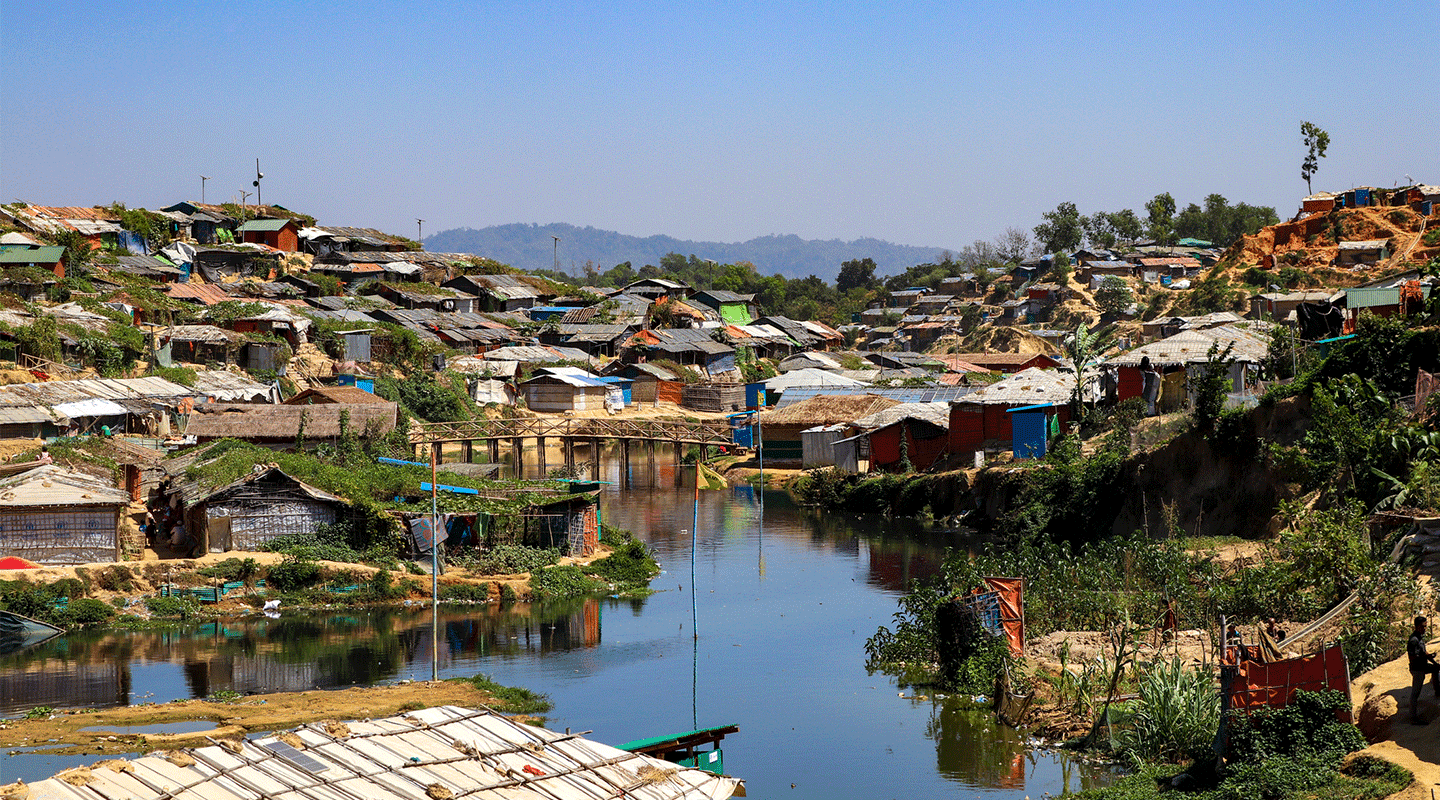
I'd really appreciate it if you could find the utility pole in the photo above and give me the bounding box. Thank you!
[417,219,425,244]
[200,175,211,205]
[238,190,252,220]
[552,235,561,273]
[253,159,264,207]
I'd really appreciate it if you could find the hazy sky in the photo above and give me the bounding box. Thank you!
[2,1,1436,257]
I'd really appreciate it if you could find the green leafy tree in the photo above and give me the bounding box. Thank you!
[1145,192,1177,246]
[1108,209,1145,250]
[1033,202,1084,255]
[1191,341,1236,434]
[1300,121,1330,194]
[1082,212,1117,250]
[836,257,879,293]
[1094,276,1133,317]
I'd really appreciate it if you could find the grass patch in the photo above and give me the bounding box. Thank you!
[449,673,552,714]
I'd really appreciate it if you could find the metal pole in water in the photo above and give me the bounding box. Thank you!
[431,442,439,682]
[692,458,699,641]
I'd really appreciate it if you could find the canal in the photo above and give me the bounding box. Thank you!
[1,462,1108,796]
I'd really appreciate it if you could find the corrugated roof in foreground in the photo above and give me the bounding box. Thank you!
[21,704,740,800]
[777,384,978,407]
[0,465,130,508]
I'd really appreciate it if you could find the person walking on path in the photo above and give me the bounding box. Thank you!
[1408,616,1440,724]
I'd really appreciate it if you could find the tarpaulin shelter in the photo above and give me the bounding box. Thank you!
[1223,642,1351,722]
[966,576,1025,657]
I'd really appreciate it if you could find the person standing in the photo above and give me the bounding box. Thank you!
[1408,616,1440,724]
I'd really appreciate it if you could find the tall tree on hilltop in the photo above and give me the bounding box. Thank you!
[1109,209,1145,250]
[1145,192,1177,246]
[836,257,879,293]
[993,227,1035,264]
[1034,202,1084,255]
[1301,121,1330,195]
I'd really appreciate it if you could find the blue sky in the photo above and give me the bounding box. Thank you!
[2,1,1436,258]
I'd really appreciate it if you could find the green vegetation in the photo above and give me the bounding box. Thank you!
[451,545,561,575]
[448,673,553,714]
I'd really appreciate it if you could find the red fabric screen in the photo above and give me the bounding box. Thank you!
[1228,643,1351,722]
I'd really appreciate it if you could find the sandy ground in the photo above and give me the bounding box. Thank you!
[0,682,526,755]
[1352,649,1440,799]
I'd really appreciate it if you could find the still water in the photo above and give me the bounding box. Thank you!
[1,461,1107,796]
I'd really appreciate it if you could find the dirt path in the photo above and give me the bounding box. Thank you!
[0,681,524,756]
[1352,651,1440,799]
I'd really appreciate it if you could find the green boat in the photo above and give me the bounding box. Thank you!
[0,609,63,655]
[616,724,739,776]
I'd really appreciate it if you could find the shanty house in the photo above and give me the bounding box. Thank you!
[1335,240,1390,267]
[619,277,691,301]
[443,273,545,312]
[520,368,614,412]
[169,466,347,553]
[0,244,67,279]
[1107,326,1269,413]
[184,402,398,445]
[604,361,685,405]
[948,368,1073,455]
[849,402,952,473]
[758,394,900,463]
[690,290,757,324]
[160,325,241,366]
[0,465,131,564]
[944,352,1060,374]
[237,218,301,252]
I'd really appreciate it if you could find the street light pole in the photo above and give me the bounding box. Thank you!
[417,219,425,244]
[200,175,211,205]
[552,235,561,273]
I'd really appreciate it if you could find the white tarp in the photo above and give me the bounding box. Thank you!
[52,398,129,418]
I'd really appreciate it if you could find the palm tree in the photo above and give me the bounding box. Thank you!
[1057,322,1117,425]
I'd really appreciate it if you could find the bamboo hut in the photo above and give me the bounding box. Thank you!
[183,402,398,445]
[0,465,130,564]
[758,394,900,463]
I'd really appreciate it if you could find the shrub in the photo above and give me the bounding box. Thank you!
[439,582,489,602]
[62,598,115,626]
[452,673,552,714]
[585,533,658,590]
[528,565,605,600]
[454,545,560,576]
[199,558,260,583]
[145,595,201,619]
[499,583,519,605]
[1117,658,1221,766]
[266,557,323,592]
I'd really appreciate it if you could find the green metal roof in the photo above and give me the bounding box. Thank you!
[615,724,739,752]
[0,246,65,264]
[237,218,293,232]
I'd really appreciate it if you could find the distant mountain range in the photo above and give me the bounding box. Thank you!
[423,223,954,282]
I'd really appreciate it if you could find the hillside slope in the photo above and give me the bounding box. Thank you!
[1219,205,1436,288]
[424,222,952,281]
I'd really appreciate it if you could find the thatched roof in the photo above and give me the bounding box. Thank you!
[759,393,900,427]
[284,386,392,405]
[185,402,397,441]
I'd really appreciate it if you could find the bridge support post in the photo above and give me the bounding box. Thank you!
[564,438,575,474]
[433,441,444,466]
[620,439,630,489]
[489,438,500,464]
[537,437,547,476]
[590,438,601,480]
[512,437,523,479]
[462,439,473,464]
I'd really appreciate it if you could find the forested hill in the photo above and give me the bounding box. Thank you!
[423,223,952,281]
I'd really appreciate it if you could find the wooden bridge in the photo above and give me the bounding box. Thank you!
[406,416,736,478]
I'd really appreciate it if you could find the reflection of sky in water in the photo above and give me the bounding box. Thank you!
[1,479,1107,797]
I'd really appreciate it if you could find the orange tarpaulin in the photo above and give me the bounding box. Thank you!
[967,577,1025,658]
[1226,643,1351,722]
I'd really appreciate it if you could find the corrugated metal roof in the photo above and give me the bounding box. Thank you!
[0,245,65,264]
[237,218,294,232]
[953,367,1072,405]
[851,401,951,431]
[0,465,129,508]
[191,370,278,402]
[1337,239,1390,250]
[1107,326,1270,367]
[0,376,194,407]
[166,282,236,305]
[778,385,977,407]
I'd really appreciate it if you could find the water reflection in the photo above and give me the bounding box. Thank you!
[0,600,608,713]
